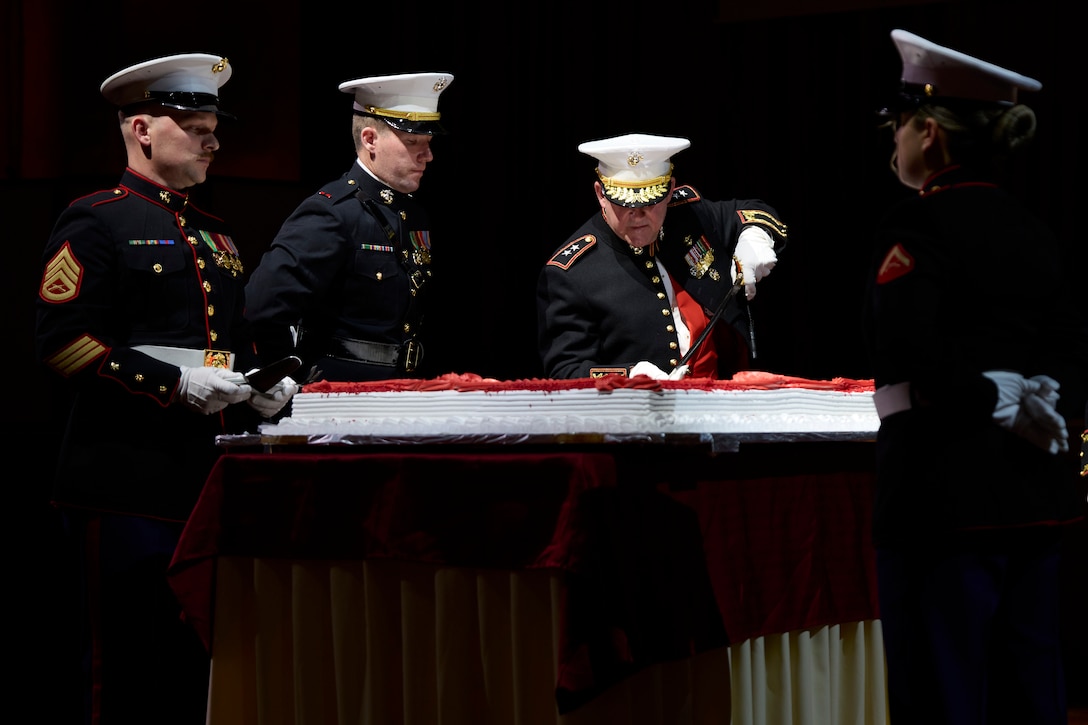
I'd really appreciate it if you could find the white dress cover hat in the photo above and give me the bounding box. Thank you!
[578,133,691,207]
[886,29,1041,110]
[339,72,454,135]
[100,53,233,117]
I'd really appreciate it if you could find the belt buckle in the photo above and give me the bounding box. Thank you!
[204,349,232,369]
[402,340,422,373]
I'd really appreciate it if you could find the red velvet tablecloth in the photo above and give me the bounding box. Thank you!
[169,442,880,713]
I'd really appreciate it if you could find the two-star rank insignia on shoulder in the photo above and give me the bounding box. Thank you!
[668,184,702,207]
[547,235,596,269]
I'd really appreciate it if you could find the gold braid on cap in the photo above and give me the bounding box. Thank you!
[364,105,441,122]
[598,164,673,205]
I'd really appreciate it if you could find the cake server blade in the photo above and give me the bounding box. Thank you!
[244,355,303,393]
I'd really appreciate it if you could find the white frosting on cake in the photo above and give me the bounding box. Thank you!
[259,372,880,440]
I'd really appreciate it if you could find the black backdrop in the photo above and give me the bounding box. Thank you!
[8,0,1080,391]
[5,0,1083,719]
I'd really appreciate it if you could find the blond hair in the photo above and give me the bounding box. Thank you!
[911,102,1037,179]
[350,113,389,152]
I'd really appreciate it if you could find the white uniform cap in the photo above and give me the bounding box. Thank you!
[339,72,454,135]
[891,29,1041,106]
[578,133,691,207]
[100,53,233,116]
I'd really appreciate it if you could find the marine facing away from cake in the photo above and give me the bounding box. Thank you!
[863,29,1086,725]
[536,133,788,380]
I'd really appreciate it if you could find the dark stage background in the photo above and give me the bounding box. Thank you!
[5,0,1083,720]
[8,0,1080,390]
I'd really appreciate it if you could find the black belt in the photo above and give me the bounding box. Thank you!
[328,336,422,372]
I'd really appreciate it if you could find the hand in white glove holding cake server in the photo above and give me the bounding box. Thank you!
[176,356,302,417]
[243,375,301,418]
[731,226,778,301]
[176,366,253,415]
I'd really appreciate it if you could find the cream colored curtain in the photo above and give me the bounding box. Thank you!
[206,557,887,725]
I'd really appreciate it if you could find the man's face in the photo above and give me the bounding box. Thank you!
[364,125,435,193]
[889,110,927,190]
[146,110,220,190]
[595,179,673,249]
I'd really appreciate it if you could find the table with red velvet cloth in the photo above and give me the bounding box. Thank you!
[168,439,880,717]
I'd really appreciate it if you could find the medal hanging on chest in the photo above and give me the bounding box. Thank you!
[685,235,719,280]
[407,230,432,265]
[196,229,244,275]
[402,230,432,295]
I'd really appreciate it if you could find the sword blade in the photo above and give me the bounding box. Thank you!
[677,280,744,367]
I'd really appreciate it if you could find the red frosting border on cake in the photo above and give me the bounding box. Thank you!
[303,372,875,394]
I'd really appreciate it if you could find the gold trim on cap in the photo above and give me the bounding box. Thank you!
[597,164,673,205]
[364,105,441,122]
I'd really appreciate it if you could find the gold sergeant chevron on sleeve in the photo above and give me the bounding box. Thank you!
[40,242,83,303]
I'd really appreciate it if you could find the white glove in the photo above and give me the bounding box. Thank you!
[1028,374,1061,409]
[982,370,1068,454]
[246,376,300,418]
[176,366,252,415]
[1023,375,1069,454]
[630,361,670,380]
[730,226,777,301]
[630,361,687,380]
[1019,391,1070,454]
[983,370,1037,421]
[667,364,690,380]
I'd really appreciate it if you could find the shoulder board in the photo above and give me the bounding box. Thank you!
[735,209,789,238]
[73,187,128,207]
[314,177,359,202]
[547,235,596,269]
[668,185,702,207]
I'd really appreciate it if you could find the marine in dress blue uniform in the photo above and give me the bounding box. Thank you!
[863,31,1086,725]
[38,165,258,518]
[245,72,453,382]
[35,54,268,725]
[537,134,788,380]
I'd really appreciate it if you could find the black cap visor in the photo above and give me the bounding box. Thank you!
[355,110,446,136]
[120,91,235,119]
[877,81,1010,121]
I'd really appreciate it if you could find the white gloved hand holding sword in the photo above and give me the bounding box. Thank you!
[730,226,777,301]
